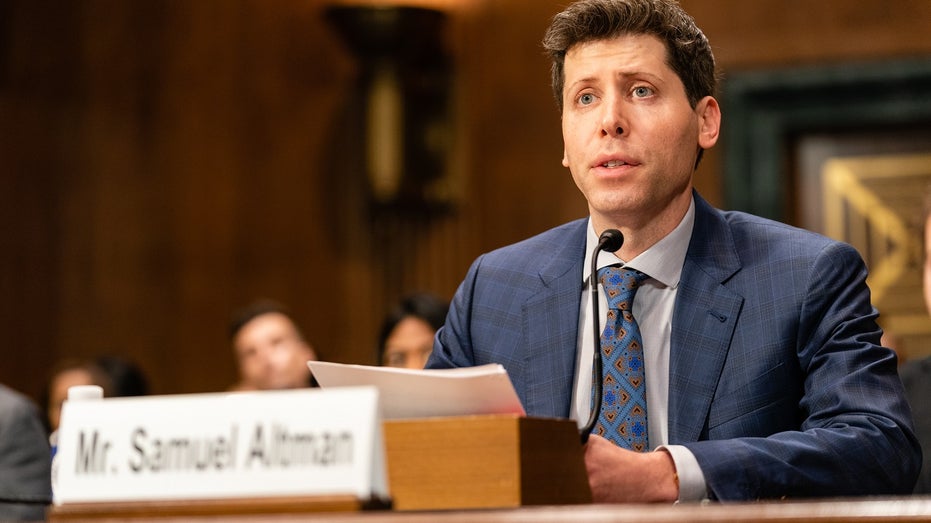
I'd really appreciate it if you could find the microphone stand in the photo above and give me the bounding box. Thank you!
[580,229,623,444]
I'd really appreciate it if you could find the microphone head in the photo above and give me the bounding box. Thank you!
[598,229,624,253]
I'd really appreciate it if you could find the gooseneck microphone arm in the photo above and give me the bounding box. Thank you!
[580,228,624,445]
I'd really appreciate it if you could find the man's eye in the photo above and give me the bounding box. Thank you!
[578,93,595,105]
[633,86,653,98]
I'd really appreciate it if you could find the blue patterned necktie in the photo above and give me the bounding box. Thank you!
[596,266,650,451]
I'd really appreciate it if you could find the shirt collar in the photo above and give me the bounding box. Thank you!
[582,196,695,289]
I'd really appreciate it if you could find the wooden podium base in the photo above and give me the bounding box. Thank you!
[383,414,591,510]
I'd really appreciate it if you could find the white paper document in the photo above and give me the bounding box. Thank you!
[308,361,526,420]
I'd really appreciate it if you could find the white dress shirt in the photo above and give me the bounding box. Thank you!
[569,197,708,501]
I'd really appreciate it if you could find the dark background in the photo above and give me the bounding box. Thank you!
[3,0,931,402]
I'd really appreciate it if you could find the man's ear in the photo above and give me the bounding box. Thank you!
[696,95,721,150]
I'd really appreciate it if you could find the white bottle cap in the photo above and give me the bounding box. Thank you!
[67,385,104,401]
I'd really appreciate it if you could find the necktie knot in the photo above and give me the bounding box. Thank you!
[598,266,649,311]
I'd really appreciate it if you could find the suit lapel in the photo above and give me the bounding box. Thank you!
[668,194,744,444]
[522,220,587,418]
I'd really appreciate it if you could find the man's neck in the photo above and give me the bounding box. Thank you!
[590,190,693,261]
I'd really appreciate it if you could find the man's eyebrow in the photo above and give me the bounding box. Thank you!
[566,75,599,90]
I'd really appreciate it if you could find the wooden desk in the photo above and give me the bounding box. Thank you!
[49,496,931,523]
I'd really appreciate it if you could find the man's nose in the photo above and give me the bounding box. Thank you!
[600,95,626,137]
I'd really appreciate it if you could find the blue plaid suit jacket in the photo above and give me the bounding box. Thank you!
[429,192,920,500]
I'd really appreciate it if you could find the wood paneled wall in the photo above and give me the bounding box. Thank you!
[3,0,931,403]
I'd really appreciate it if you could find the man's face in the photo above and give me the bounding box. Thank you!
[48,367,96,432]
[560,33,719,234]
[233,312,316,390]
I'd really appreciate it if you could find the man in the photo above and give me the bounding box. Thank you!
[427,0,920,503]
[0,384,52,521]
[229,300,318,390]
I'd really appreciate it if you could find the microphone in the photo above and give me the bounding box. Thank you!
[580,228,624,444]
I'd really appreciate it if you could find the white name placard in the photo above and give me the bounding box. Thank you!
[53,386,387,505]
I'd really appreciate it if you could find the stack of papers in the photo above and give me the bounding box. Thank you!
[308,361,526,420]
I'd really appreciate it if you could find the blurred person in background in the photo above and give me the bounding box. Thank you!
[229,299,318,390]
[44,354,150,435]
[378,292,449,369]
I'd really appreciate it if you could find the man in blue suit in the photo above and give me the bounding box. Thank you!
[427,0,920,503]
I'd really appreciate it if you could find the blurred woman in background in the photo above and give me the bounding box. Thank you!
[378,293,448,370]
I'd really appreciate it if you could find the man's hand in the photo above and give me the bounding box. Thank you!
[583,434,679,503]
